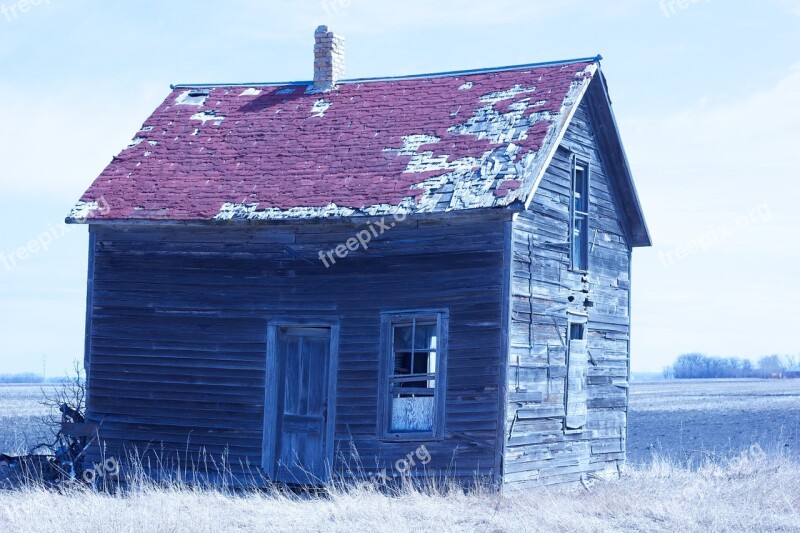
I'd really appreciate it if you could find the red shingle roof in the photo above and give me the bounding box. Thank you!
[67,58,598,223]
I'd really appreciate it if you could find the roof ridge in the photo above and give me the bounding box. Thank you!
[171,55,602,90]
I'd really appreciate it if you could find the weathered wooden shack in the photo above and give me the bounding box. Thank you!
[67,26,650,489]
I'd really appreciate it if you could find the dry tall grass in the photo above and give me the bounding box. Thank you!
[1,452,798,533]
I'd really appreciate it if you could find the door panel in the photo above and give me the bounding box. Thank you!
[275,327,331,483]
[566,332,588,430]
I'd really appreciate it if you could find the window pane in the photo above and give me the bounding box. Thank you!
[574,166,588,212]
[393,325,413,351]
[580,215,588,268]
[573,214,588,270]
[412,351,430,375]
[427,352,436,388]
[414,323,437,350]
[572,220,582,262]
[569,323,585,340]
[390,394,434,432]
[394,352,413,375]
[393,352,435,389]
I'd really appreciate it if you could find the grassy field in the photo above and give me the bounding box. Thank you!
[0,380,798,531]
[0,454,797,532]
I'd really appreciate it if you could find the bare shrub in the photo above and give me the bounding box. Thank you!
[35,360,86,449]
[0,362,89,487]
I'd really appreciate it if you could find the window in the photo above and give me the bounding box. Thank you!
[565,316,589,431]
[571,157,590,271]
[380,311,448,439]
[569,323,585,342]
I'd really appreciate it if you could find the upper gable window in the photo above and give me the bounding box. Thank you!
[571,157,590,271]
[380,311,448,440]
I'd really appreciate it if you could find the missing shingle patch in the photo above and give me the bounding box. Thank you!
[175,89,210,106]
[480,84,536,104]
[311,99,332,117]
[191,110,225,125]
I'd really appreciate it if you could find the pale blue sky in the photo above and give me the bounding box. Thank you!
[1,0,798,375]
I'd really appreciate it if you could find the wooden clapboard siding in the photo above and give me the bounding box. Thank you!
[503,97,632,488]
[83,213,507,484]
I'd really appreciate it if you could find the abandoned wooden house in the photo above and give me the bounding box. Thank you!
[66,26,650,489]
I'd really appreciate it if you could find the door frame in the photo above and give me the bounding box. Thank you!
[262,317,339,482]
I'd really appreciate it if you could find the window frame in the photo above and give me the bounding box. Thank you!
[377,309,449,441]
[570,154,591,272]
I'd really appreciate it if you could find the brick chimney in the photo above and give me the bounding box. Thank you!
[313,25,345,91]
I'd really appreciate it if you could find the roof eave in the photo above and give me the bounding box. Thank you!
[65,205,520,227]
[586,69,651,248]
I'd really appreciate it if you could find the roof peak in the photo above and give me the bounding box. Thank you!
[171,55,602,90]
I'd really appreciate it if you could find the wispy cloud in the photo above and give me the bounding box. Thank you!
[783,0,800,16]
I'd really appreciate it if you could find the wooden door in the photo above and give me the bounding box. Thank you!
[274,327,331,483]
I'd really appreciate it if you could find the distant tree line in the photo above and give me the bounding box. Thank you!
[663,354,799,379]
